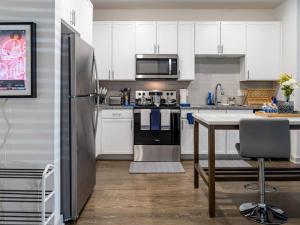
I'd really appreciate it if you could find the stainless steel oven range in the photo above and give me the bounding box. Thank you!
[133,90,181,162]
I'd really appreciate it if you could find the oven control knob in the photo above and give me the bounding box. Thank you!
[170,93,174,96]
[142,93,145,96]
[138,93,141,96]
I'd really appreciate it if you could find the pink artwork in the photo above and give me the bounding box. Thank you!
[0,30,26,90]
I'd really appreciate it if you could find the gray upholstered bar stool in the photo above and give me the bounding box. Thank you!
[235,119,290,224]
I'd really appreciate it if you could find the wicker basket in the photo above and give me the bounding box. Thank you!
[244,89,276,107]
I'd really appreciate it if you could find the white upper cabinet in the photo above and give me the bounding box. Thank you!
[245,22,282,80]
[178,22,195,81]
[135,22,157,54]
[93,22,112,80]
[77,0,93,45]
[61,0,93,45]
[195,22,246,55]
[112,22,136,80]
[156,22,178,54]
[195,22,220,55]
[135,21,178,54]
[61,0,75,28]
[221,22,246,55]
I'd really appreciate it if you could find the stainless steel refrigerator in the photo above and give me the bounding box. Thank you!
[60,30,98,222]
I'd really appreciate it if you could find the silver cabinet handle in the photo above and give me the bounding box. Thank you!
[178,69,181,79]
[109,70,111,80]
[154,45,157,54]
[112,70,114,80]
[69,11,73,25]
[72,9,75,26]
[247,70,250,80]
[218,45,221,54]
[181,120,183,130]
[221,45,224,54]
[157,45,160,54]
[112,113,121,116]
[131,119,133,130]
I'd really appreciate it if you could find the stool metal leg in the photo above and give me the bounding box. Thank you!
[240,159,288,224]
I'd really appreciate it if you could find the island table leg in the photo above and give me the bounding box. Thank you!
[194,121,199,189]
[208,125,216,217]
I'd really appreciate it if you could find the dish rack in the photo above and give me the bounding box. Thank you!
[244,88,276,108]
[0,164,55,225]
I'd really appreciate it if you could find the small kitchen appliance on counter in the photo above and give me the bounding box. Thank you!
[134,90,180,162]
[109,96,122,106]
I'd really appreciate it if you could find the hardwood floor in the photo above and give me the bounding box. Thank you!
[72,161,300,225]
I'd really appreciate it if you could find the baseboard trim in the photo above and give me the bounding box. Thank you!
[290,156,300,164]
[55,215,64,225]
[97,154,241,161]
[181,154,242,160]
[97,154,134,161]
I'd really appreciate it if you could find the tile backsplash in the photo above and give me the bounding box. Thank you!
[99,57,278,105]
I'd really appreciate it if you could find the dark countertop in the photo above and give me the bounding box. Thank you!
[96,104,134,109]
[96,104,254,111]
[180,105,254,110]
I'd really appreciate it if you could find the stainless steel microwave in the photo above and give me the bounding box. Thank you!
[135,54,178,80]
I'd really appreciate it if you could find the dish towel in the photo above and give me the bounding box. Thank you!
[160,109,171,130]
[140,109,151,130]
[150,109,161,131]
[187,113,194,125]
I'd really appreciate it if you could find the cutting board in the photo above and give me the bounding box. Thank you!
[255,111,300,118]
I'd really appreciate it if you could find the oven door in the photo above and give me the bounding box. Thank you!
[133,109,181,161]
[136,54,178,79]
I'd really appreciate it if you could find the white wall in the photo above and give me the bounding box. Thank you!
[94,8,276,21]
[0,0,61,224]
[274,0,300,163]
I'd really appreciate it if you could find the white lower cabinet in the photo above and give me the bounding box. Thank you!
[199,110,227,154]
[180,109,253,155]
[97,109,133,155]
[226,110,253,154]
[180,110,198,154]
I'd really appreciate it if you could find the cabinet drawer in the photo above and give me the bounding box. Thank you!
[101,109,133,119]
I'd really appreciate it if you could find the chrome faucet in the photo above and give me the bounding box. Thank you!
[214,83,224,105]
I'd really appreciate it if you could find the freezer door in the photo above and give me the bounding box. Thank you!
[70,96,96,219]
[71,35,96,96]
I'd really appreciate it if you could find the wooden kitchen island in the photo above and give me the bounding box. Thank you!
[193,112,300,217]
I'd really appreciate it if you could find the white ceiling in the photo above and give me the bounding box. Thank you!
[91,0,285,10]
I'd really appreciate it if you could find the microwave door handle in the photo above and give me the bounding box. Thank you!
[169,59,172,75]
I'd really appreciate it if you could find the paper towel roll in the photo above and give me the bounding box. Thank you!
[180,89,188,104]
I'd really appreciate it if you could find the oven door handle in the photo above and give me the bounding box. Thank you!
[169,59,172,75]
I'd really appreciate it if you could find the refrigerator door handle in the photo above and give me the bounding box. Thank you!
[92,52,99,135]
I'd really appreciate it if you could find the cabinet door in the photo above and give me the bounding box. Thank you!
[221,22,246,55]
[136,21,157,54]
[112,22,136,80]
[246,22,281,80]
[199,110,227,154]
[226,110,253,154]
[178,22,195,81]
[157,22,178,54]
[181,119,195,154]
[101,119,133,154]
[195,22,221,55]
[61,0,72,26]
[77,0,93,45]
[93,22,112,80]
[95,111,101,157]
